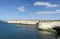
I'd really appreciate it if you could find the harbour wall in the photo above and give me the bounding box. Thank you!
[4,20,60,29]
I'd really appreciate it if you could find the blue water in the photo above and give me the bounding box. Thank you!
[0,21,39,39]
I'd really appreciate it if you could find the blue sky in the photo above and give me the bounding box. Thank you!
[0,0,60,20]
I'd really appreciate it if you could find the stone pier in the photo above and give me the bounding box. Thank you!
[4,20,60,29]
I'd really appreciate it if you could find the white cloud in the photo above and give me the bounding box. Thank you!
[34,2,58,8]
[37,11,55,14]
[56,10,60,12]
[36,10,60,14]
[17,6,25,12]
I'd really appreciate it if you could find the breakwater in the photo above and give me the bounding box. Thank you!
[4,20,60,29]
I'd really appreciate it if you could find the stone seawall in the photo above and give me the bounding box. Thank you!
[6,20,39,25]
[4,20,60,29]
[38,20,60,29]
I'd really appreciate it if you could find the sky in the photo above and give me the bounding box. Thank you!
[0,0,60,20]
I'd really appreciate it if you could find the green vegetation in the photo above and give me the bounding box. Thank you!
[39,28,57,34]
[44,29,56,34]
[17,24,36,26]
[10,23,36,26]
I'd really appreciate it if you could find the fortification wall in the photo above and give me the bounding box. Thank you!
[5,20,60,29]
[38,21,60,29]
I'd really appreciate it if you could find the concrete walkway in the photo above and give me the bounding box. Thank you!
[39,31,56,39]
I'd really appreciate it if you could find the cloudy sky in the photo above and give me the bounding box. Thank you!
[0,0,60,20]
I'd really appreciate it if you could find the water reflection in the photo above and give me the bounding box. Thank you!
[0,21,39,39]
[39,31,55,39]
[17,25,39,39]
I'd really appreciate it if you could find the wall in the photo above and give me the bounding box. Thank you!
[38,21,60,29]
[5,20,60,29]
[6,20,38,24]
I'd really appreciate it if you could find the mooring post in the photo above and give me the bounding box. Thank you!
[36,22,39,29]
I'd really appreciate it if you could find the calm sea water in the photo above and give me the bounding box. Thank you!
[0,21,39,39]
